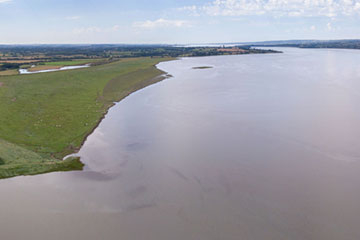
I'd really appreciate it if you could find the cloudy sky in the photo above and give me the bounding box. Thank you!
[1,0,359,44]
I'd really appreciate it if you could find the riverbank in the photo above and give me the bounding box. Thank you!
[0,57,174,179]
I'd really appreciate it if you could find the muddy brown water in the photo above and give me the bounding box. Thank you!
[2,48,360,240]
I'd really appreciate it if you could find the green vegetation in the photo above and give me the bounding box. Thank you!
[42,59,98,66]
[0,57,172,179]
[0,44,280,61]
[251,39,360,50]
[0,62,21,71]
[0,45,280,75]
[192,66,213,69]
[0,69,18,76]
[0,138,83,179]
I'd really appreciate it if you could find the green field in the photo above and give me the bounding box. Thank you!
[0,57,172,179]
[43,59,99,66]
[0,69,18,76]
[0,138,84,179]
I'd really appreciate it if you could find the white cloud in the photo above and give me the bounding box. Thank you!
[72,25,120,34]
[0,0,12,3]
[73,27,101,34]
[133,18,191,29]
[178,5,201,16]
[355,2,360,10]
[327,22,333,30]
[66,16,81,20]
[182,0,360,17]
[112,25,120,31]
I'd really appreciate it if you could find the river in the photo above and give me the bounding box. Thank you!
[1,48,360,240]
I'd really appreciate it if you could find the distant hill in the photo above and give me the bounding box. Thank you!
[244,39,360,50]
[2,40,360,51]
[240,40,321,45]
[178,39,360,50]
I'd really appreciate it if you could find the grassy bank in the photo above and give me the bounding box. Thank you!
[0,69,18,76]
[43,59,98,66]
[0,57,172,179]
[0,138,84,179]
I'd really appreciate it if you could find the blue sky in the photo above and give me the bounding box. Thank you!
[1,0,360,44]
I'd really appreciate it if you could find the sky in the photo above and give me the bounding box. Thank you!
[0,0,360,44]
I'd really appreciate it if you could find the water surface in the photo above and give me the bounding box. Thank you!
[19,64,90,74]
[2,48,360,240]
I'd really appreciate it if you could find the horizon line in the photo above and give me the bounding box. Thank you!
[0,38,360,46]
